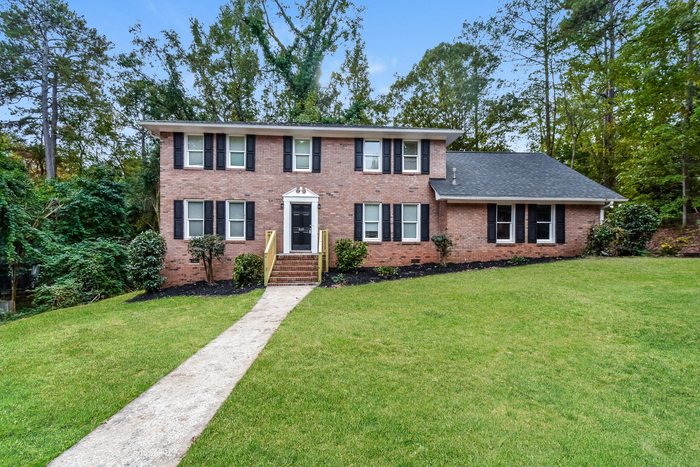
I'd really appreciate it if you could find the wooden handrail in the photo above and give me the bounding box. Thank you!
[264,230,277,286]
[318,229,329,282]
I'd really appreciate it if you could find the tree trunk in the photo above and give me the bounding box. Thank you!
[543,6,552,157]
[10,263,18,316]
[571,135,578,168]
[42,37,54,180]
[683,0,695,228]
[603,3,616,189]
[50,73,58,179]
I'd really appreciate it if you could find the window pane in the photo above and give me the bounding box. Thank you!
[365,223,379,239]
[404,223,417,239]
[404,204,418,222]
[295,139,310,154]
[229,202,244,220]
[188,151,203,166]
[230,221,244,238]
[403,141,418,156]
[296,154,310,169]
[537,205,552,222]
[365,141,380,155]
[404,156,417,171]
[497,205,512,222]
[188,201,203,219]
[230,151,244,167]
[188,135,203,150]
[229,136,245,152]
[365,155,379,170]
[497,223,511,240]
[365,204,380,221]
[537,223,551,240]
[189,220,203,237]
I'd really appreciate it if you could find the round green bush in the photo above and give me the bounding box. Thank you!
[607,204,660,255]
[334,238,369,272]
[233,253,264,287]
[127,230,167,293]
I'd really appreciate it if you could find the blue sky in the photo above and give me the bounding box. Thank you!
[67,0,503,93]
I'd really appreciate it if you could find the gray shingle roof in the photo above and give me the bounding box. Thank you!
[430,152,626,202]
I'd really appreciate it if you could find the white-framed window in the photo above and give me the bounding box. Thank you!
[227,201,245,239]
[185,200,204,239]
[185,134,204,167]
[364,140,381,171]
[363,203,381,241]
[403,140,419,172]
[294,138,311,171]
[496,205,514,243]
[228,136,245,168]
[402,203,420,241]
[536,205,554,243]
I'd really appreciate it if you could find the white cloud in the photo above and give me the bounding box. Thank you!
[368,57,387,76]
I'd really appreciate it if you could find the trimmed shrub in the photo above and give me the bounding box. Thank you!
[187,235,226,285]
[607,204,660,255]
[334,239,369,273]
[585,223,621,255]
[127,230,167,293]
[233,253,264,287]
[431,234,454,266]
[33,278,83,310]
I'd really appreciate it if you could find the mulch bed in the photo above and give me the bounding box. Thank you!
[647,225,700,257]
[127,280,264,303]
[319,256,579,288]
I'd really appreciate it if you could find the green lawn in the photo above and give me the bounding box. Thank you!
[181,258,700,466]
[0,290,263,467]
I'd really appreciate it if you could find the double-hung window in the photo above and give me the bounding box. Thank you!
[496,205,514,242]
[364,140,381,171]
[186,135,204,167]
[402,204,419,241]
[228,136,245,168]
[363,203,381,241]
[227,201,245,239]
[403,140,419,172]
[294,139,311,171]
[536,205,554,243]
[186,200,204,238]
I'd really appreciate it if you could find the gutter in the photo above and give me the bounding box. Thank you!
[432,191,628,204]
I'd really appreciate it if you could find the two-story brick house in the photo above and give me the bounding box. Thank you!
[140,121,626,286]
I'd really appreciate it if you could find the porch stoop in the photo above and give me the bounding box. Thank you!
[267,254,319,286]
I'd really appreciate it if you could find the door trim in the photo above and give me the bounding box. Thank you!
[283,187,318,254]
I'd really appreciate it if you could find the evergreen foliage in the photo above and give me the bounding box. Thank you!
[187,235,226,285]
[334,239,368,272]
[232,253,264,287]
[127,230,167,293]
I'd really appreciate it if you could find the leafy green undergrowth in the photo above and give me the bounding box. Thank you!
[0,289,263,466]
[182,258,700,466]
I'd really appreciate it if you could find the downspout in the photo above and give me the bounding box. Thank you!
[599,200,615,223]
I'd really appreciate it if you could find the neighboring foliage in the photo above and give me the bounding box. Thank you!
[431,234,454,267]
[334,239,369,273]
[585,204,660,256]
[127,230,167,293]
[32,278,83,311]
[187,235,226,285]
[233,253,264,288]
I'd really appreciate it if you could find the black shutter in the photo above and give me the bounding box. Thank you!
[382,139,391,174]
[283,136,293,172]
[393,204,402,241]
[174,132,184,169]
[421,204,430,241]
[421,139,430,175]
[174,200,184,239]
[354,138,363,171]
[204,200,214,234]
[382,204,391,241]
[204,133,214,170]
[216,134,226,170]
[556,204,566,244]
[394,138,402,174]
[528,204,538,243]
[246,135,256,171]
[245,202,255,240]
[487,203,497,243]
[515,204,526,243]
[312,137,321,173]
[216,201,226,237]
[354,203,363,241]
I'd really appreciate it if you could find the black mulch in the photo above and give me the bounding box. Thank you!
[127,280,264,303]
[319,256,579,288]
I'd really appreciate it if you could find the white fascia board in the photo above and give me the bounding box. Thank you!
[433,193,628,205]
[138,121,463,145]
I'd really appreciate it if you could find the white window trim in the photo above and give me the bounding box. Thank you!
[184,199,204,239]
[293,138,312,172]
[537,205,555,243]
[226,200,246,240]
[496,204,515,243]
[363,139,382,172]
[363,203,382,242]
[402,203,420,242]
[227,135,246,169]
[184,134,204,168]
[402,140,420,173]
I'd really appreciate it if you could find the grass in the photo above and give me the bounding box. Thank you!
[0,290,263,467]
[181,257,700,466]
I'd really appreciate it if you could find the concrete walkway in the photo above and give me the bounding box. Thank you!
[49,286,315,467]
